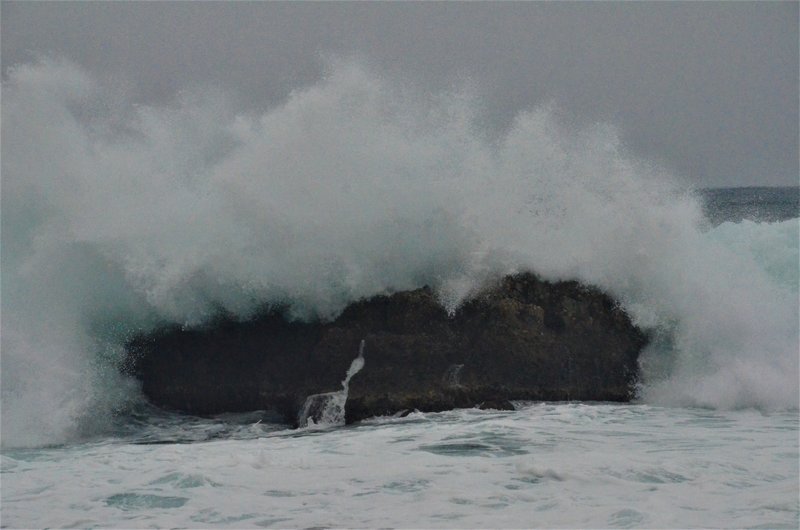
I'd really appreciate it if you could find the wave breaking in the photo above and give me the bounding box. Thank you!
[2,59,797,448]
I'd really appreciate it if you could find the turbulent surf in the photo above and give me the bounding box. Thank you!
[1,58,798,528]
[2,59,798,448]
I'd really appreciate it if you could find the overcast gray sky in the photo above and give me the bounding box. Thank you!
[2,1,798,187]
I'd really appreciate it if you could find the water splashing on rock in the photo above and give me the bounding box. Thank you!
[298,340,365,428]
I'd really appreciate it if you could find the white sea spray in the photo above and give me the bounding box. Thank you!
[2,58,797,447]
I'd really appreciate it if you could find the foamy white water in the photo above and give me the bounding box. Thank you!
[2,404,797,529]
[3,59,797,449]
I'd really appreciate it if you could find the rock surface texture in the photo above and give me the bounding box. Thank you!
[127,273,647,425]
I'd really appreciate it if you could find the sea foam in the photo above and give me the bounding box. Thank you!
[2,58,797,447]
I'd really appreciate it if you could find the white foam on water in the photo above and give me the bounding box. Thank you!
[2,58,798,447]
[299,340,365,428]
[1,405,797,528]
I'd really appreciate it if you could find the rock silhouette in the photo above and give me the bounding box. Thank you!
[127,273,647,425]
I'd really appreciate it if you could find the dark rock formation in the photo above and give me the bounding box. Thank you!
[127,273,647,425]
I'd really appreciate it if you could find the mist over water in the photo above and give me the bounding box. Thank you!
[2,59,798,448]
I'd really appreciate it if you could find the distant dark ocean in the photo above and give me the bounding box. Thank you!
[700,186,799,224]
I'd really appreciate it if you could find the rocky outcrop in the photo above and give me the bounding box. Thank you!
[127,273,647,426]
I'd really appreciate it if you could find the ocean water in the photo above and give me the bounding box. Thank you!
[1,59,798,528]
[2,405,797,529]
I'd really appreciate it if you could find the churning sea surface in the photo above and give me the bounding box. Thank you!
[2,188,798,529]
[2,404,798,529]
[2,61,799,528]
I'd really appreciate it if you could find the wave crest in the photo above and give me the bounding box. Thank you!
[2,59,797,447]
